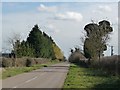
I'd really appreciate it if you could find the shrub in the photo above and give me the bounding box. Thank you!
[26,58,35,67]
[2,58,13,67]
[16,58,27,67]
[2,57,51,67]
[91,55,120,75]
[69,51,86,63]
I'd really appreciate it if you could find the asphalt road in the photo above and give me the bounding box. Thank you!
[2,62,70,89]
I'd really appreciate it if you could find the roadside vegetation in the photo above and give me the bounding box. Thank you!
[65,20,120,89]
[63,64,120,89]
[7,24,64,60]
[1,60,60,79]
[1,24,66,79]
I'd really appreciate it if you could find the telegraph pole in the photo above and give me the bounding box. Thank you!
[111,46,114,56]
[107,44,114,56]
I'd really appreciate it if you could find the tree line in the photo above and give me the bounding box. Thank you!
[11,24,64,60]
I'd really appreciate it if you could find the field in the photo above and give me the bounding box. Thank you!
[63,64,120,89]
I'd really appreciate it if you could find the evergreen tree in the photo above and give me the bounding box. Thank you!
[27,24,42,58]
[15,24,63,60]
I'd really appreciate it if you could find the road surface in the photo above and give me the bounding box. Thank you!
[2,62,70,90]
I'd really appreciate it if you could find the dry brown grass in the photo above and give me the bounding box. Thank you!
[91,55,120,75]
[2,57,51,67]
[68,51,120,75]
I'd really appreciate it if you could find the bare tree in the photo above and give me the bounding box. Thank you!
[7,33,21,51]
[8,33,21,53]
[7,33,21,67]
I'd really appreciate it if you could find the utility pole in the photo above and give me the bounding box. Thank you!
[111,46,114,56]
[107,44,114,56]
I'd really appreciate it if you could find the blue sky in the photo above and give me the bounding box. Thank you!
[1,0,119,2]
[1,1,118,58]
[2,2,93,14]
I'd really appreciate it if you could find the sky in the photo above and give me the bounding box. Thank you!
[1,1,119,58]
[1,0,119,2]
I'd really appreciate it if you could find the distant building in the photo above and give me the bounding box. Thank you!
[2,53,10,58]
[2,52,16,58]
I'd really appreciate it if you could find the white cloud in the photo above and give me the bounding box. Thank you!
[98,5,112,12]
[46,24,60,33]
[37,4,57,12]
[55,11,83,22]
[93,5,112,14]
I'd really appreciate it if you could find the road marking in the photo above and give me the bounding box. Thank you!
[12,76,38,88]
[25,76,38,83]
[12,73,46,88]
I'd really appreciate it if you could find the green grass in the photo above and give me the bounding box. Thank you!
[63,64,120,89]
[2,60,60,79]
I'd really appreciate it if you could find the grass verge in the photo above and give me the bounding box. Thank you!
[1,60,59,79]
[63,64,120,89]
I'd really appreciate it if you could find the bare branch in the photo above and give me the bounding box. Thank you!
[7,33,21,51]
